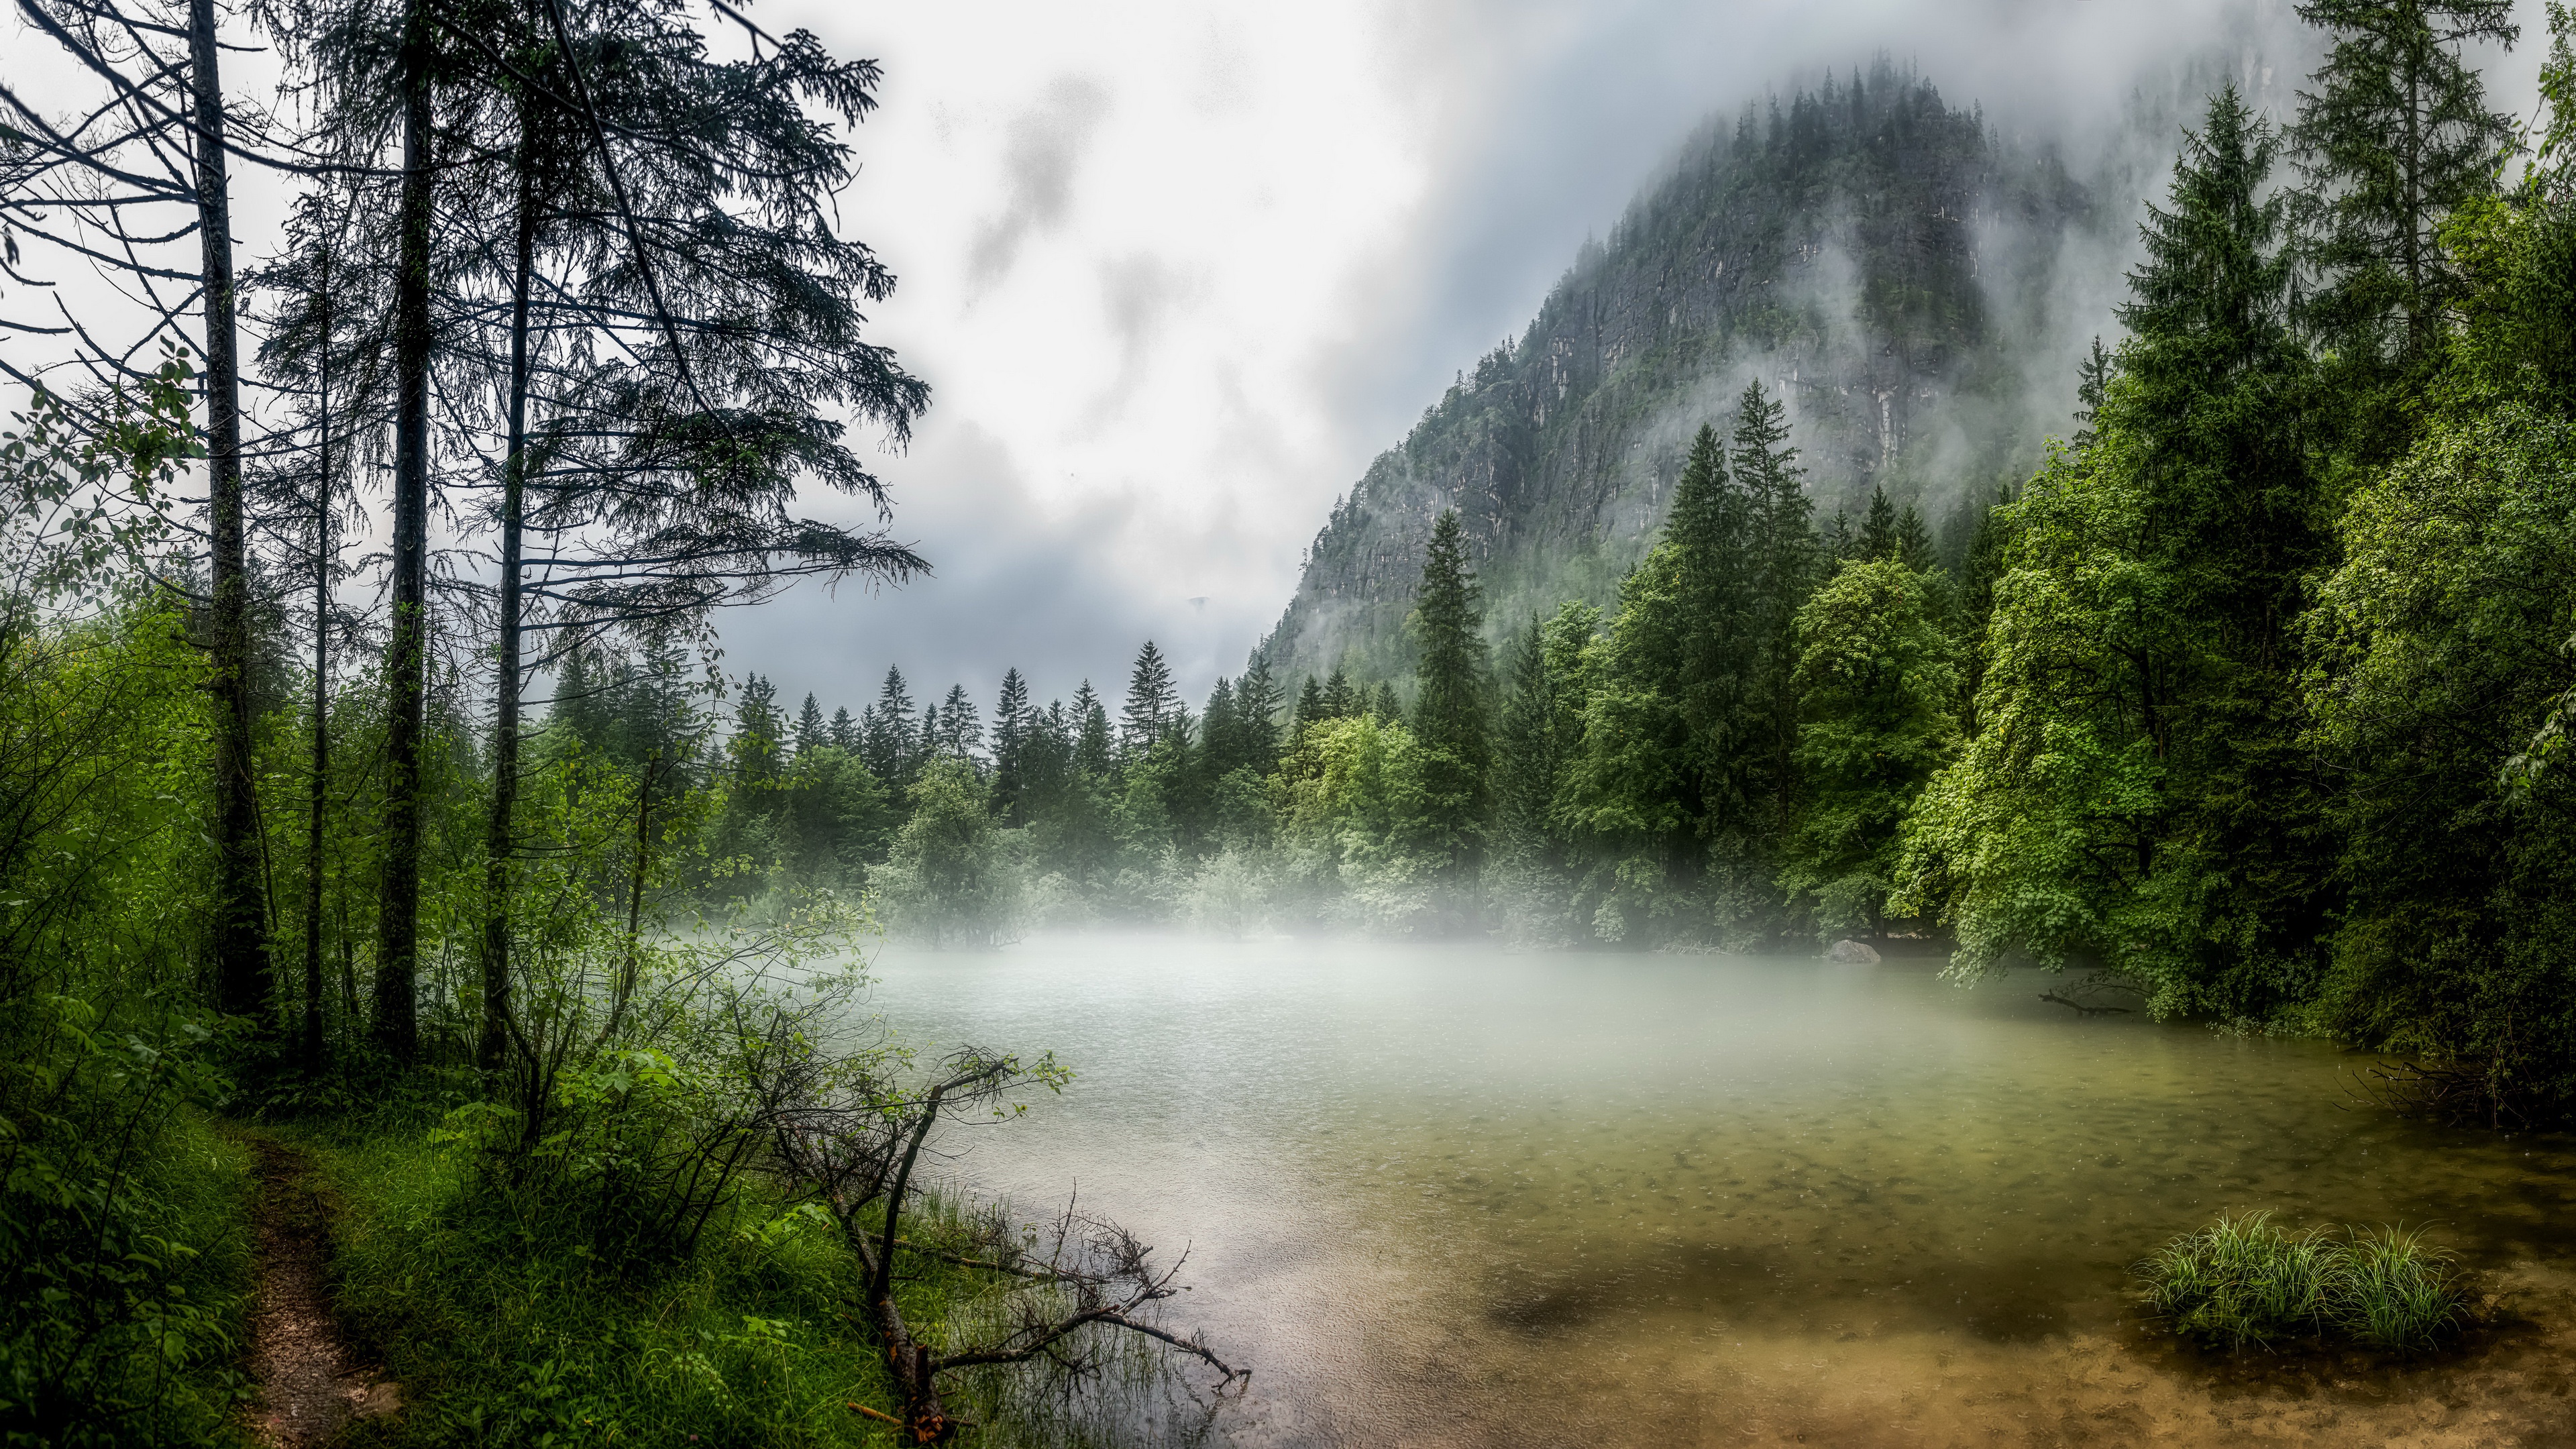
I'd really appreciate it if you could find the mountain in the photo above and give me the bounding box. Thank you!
[1254,62,2128,688]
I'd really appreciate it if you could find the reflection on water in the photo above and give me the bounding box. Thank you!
[867,936,2576,1447]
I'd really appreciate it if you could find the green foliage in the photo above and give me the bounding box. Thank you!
[1405,511,1491,878]
[1898,87,2330,1022]
[877,760,1019,947]
[2137,1213,2471,1353]
[2291,0,2520,374]
[1780,558,1958,941]
[2304,399,2576,1108]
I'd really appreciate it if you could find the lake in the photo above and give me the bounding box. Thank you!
[868,934,2576,1447]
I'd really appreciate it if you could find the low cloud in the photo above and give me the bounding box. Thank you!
[967,76,1114,297]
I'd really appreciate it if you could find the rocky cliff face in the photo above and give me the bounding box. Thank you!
[1256,63,2114,689]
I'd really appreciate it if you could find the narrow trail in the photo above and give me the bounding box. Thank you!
[244,1138,398,1447]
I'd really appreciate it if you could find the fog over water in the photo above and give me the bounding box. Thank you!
[865,935,2576,1447]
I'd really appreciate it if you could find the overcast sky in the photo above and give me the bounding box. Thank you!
[721,0,2551,720]
[7,0,2548,721]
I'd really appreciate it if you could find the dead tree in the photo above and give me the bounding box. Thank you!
[761,1044,1244,1443]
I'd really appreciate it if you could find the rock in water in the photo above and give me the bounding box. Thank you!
[1826,939,1880,964]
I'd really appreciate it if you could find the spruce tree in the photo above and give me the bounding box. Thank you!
[1372,681,1405,724]
[1895,504,1935,574]
[1320,667,1356,720]
[1072,682,1115,777]
[1237,657,1285,770]
[733,674,784,785]
[1733,380,1817,842]
[794,693,826,760]
[2292,0,2520,364]
[1121,642,1179,759]
[1410,509,1491,877]
[1860,486,1900,560]
[1292,676,1328,739]
[933,684,983,763]
[1201,677,1240,775]
[864,667,917,786]
[2073,336,2112,449]
[1493,619,1561,860]
[992,667,1032,818]
[830,706,860,753]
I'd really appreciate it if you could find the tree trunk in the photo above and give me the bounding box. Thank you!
[376,0,434,1061]
[190,0,270,1025]
[479,109,541,1076]
[303,239,333,1071]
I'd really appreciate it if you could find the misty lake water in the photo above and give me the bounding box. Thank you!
[867,935,2576,1447]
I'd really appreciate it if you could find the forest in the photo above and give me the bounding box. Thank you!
[5,0,2576,1444]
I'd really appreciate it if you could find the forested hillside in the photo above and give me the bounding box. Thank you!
[1259,62,2106,687]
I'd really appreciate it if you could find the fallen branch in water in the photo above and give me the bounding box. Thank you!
[2039,992,2132,1016]
[755,1041,1249,1444]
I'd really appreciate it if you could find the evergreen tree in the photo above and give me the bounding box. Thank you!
[1073,682,1115,777]
[1860,486,1900,559]
[1410,511,1486,751]
[864,667,917,786]
[1120,641,1179,760]
[732,674,785,786]
[830,706,860,752]
[934,684,983,763]
[1320,666,1356,720]
[794,692,826,761]
[2292,0,2520,366]
[1292,676,1329,738]
[1493,617,1568,866]
[992,667,1033,820]
[1894,504,1935,574]
[1236,657,1285,771]
[2073,336,2112,449]
[1201,676,1241,775]
[1734,379,1818,845]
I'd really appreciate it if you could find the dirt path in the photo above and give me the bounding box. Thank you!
[244,1138,398,1448]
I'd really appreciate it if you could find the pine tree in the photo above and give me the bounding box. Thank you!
[830,706,860,752]
[1493,619,1561,859]
[1320,667,1355,720]
[1201,676,1240,775]
[1409,509,1491,878]
[864,666,917,786]
[1236,657,1285,771]
[2073,336,2112,448]
[1733,380,1818,843]
[1860,486,1900,560]
[1072,682,1114,777]
[1371,681,1405,724]
[794,692,826,761]
[992,667,1032,819]
[2292,0,2520,364]
[1895,504,1935,574]
[1292,676,1328,739]
[733,674,785,785]
[1120,641,1179,760]
[934,684,983,763]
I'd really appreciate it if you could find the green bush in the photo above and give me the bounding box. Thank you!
[2136,1212,2472,1352]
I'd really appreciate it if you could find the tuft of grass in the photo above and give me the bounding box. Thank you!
[2337,1226,2467,1351]
[2135,1212,2474,1355]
